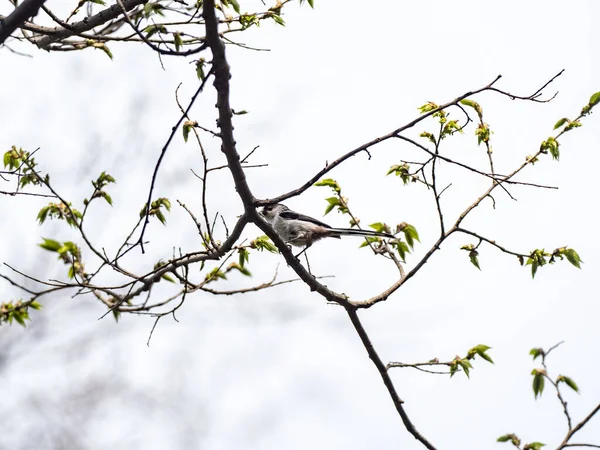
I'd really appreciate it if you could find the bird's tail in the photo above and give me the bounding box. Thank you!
[327,228,395,239]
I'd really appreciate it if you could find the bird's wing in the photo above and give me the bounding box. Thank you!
[279,210,333,229]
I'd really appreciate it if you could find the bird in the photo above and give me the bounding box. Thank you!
[260,203,395,250]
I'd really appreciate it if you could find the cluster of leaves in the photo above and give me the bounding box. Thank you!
[250,236,278,253]
[529,347,579,399]
[530,91,600,164]
[497,434,545,450]
[84,171,116,206]
[140,198,172,225]
[520,247,582,278]
[314,178,419,260]
[204,261,252,283]
[449,344,494,378]
[39,238,86,279]
[3,146,47,189]
[0,300,42,327]
[37,202,83,227]
[418,102,463,142]
[314,178,350,215]
[386,163,418,185]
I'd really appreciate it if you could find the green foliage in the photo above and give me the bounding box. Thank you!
[524,442,546,450]
[497,434,520,447]
[196,58,206,80]
[388,239,410,262]
[173,32,183,52]
[466,344,494,364]
[37,202,83,227]
[299,0,315,8]
[450,356,473,378]
[526,247,582,278]
[459,99,483,120]
[140,198,171,225]
[314,178,341,194]
[39,239,84,279]
[154,260,176,283]
[441,120,462,139]
[531,368,546,398]
[399,223,420,249]
[226,262,252,277]
[315,179,349,215]
[556,375,579,393]
[529,347,543,360]
[85,171,116,206]
[581,91,600,116]
[420,131,436,145]
[143,2,166,18]
[387,163,416,184]
[238,248,250,268]
[144,24,168,39]
[460,244,480,270]
[0,300,42,327]
[475,123,491,145]
[250,236,278,253]
[204,267,227,283]
[418,101,438,114]
[539,136,560,160]
[3,146,46,189]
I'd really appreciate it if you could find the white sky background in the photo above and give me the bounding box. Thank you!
[1,0,599,449]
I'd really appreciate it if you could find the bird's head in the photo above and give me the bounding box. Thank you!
[260,203,288,222]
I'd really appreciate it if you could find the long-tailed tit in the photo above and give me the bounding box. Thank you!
[260,203,395,249]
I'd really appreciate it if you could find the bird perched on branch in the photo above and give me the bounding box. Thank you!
[260,203,395,250]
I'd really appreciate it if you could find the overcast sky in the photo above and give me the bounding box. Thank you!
[1,1,599,449]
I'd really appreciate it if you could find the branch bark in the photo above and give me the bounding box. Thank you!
[0,0,46,44]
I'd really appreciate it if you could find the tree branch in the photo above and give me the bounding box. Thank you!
[0,0,46,44]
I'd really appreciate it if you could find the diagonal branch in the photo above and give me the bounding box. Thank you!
[0,0,46,44]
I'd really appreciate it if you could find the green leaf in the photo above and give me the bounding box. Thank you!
[532,369,546,398]
[524,443,545,450]
[270,13,285,26]
[557,375,579,393]
[563,248,582,269]
[314,178,341,193]
[161,273,176,283]
[173,32,183,52]
[112,309,120,323]
[39,238,62,252]
[419,131,436,144]
[358,236,380,249]
[369,222,387,233]
[183,122,192,142]
[401,224,420,249]
[229,0,240,13]
[99,44,113,60]
[589,91,600,107]
[540,136,560,160]
[29,301,43,310]
[459,359,473,378]
[469,250,481,270]
[418,101,438,114]
[250,236,278,253]
[459,99,483,119]
[238,248,249,268]
[196,59,206,80]
[529,348,543,360]
[553,117,570,130]
[13,311,26,326]
[468,344,494,364]
[3,151,11,168]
